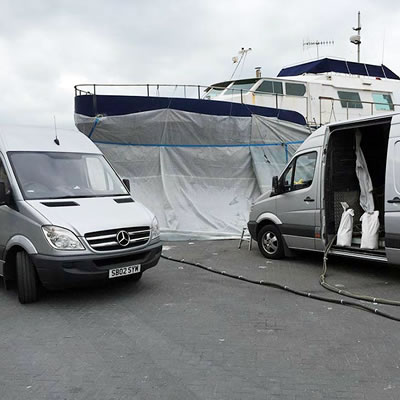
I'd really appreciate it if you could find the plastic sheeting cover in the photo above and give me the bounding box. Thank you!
[355,130,375,213]
[75,109,309,239]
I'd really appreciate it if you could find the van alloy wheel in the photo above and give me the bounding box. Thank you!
[257,225,284,259]
[262,232,278,255]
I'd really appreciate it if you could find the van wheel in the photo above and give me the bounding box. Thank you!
[16,251,39,304]
[257,225,284,259]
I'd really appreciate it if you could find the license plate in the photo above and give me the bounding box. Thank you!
[109,264,141,279]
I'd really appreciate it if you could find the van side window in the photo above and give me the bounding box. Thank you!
[0,158,11,195]
[281,162,294,191]
[395,142,400,193]
[292,152,317,191]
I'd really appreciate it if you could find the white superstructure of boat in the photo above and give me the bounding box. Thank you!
[205,58,400,127]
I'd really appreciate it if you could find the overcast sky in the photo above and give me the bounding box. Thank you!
[1,0,400,129]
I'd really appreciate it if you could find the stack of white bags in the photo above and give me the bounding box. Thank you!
[336,205,380,249]
[336,131,380,250]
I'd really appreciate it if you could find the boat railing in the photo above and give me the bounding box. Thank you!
[75,83,211,100]
[74,84,397,128]
[74,83,307,115]
[74,83,298,105]
[318,96,400,126]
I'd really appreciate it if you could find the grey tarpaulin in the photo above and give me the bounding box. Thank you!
[75,109,309,239]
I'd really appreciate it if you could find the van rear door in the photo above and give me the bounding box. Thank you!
[385,121,400,264]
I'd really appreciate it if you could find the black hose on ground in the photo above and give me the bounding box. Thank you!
[320,235,400,306]
[161,252,400,322]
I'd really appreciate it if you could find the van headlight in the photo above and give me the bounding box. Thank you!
[151,217,160,240]
[42,226,84,250]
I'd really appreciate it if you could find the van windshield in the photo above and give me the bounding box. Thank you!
[8,152,129,200]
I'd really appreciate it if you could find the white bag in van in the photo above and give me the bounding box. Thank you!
[360,211,380,250]
[336,202,354,247]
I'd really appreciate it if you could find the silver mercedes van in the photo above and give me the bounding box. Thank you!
[0,125,162,303]
[248,113,400,265]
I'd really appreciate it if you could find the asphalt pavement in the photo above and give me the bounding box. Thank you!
[1,239,400,400]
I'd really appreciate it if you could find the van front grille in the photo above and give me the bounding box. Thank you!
[85,226,151,252]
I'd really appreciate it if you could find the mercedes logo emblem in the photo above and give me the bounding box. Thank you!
[116,230,130,247]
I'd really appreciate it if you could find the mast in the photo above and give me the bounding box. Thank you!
[350,11,361,63]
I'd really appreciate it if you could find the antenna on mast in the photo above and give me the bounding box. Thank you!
[303,40,334,59]
[350,11,361,63]
[53,115,60,146]
[230,47,252,80]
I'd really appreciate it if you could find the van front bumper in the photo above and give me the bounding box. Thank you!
[31,242,162,289]
[247,221,257,240]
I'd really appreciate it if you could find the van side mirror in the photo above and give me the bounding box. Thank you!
[272,176,280,194]
[0,182,6,205]
[122,178,131,193]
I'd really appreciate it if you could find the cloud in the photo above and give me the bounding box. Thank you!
[0,0,399,129]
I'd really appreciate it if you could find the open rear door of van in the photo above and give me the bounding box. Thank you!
[385,119,400,265]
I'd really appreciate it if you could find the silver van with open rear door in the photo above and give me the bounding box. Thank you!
[0,126,162,303]
[248,112,400,265]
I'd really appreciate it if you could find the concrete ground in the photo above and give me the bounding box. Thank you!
[1,239,400,400]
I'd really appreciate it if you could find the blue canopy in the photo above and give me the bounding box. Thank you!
[278,58,399,80]
[75,95,307,125]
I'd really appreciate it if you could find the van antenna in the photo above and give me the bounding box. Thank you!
[53,115,60,146]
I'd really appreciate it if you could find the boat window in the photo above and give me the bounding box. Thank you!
[225,79,259,95]
[372,93,394,111]
[285,82,306,96]
[337,91,363,109]
[256,80,283,95]
[204,82,231,98]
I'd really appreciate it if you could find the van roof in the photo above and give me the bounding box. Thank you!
[0,125,101,154]
[296,111,400,153]
[326,111,400,128]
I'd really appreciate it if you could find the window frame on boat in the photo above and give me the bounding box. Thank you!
[225,78,260,96]
[337,90,363,109]
[372,92,394,111]
[285,82,306,97]
[255,79,284,95]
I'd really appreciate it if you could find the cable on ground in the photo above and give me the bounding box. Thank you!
[161,249,400,322]
[320,235,400,306]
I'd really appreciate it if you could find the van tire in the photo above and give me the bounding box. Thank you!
[16,251,39,304]
[257,225,285,259]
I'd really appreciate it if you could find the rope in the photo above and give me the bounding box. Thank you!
[88,117,100,138]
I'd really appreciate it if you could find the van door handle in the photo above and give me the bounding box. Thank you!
[388,197,400,204]
[304,197,315,202]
